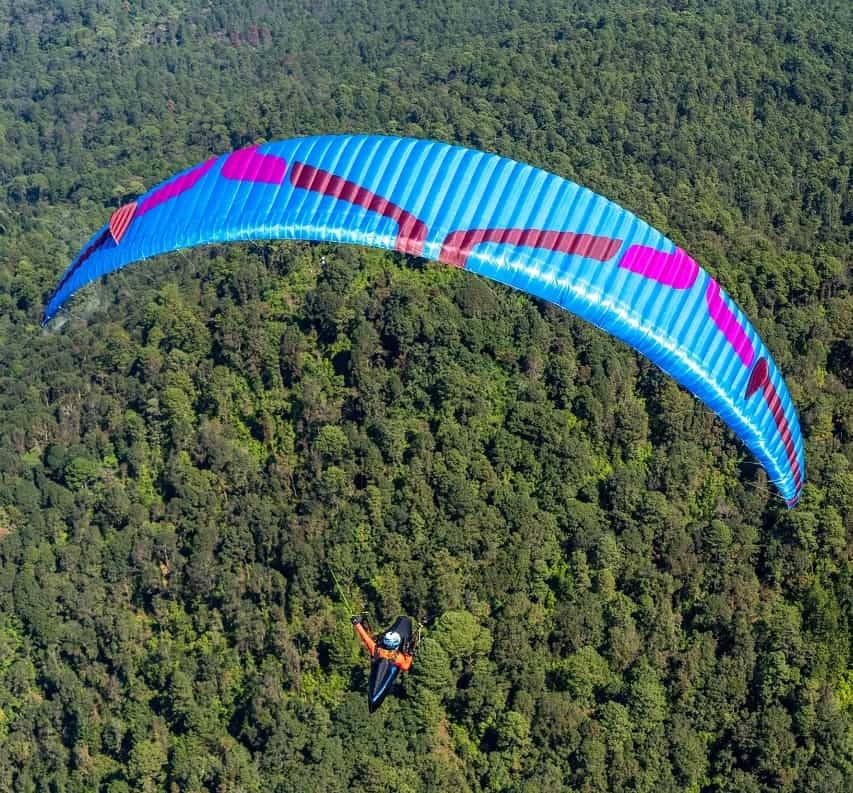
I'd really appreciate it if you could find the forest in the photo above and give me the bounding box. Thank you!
[0,1,850,791]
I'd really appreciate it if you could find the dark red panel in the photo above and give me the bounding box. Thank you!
[745,357,769,398]
[290,162,427,255]
[440,227,621,269]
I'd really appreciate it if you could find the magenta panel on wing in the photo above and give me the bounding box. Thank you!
[618,245,699,289]
[705,280,755,367]
[221,146,288,184]
[137,157,218,217]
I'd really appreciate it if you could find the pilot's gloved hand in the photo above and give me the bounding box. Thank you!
[351,615,361,625]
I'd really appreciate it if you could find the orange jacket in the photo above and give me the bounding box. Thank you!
[354,620,413,672]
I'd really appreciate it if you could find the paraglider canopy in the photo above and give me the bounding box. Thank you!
[43,134,804,505]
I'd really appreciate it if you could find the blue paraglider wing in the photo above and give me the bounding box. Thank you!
[44,134,804,505]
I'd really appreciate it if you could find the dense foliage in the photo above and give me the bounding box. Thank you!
[0,1,850,791]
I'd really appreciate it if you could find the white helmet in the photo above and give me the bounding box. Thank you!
[382,631,401,650]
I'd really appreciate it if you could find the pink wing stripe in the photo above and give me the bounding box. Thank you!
[618,245,700,289]
[137,157,217,217]
[290,162,427,255]
[439,228,622,268]
[705,280,755,367]
[221,145,288,184]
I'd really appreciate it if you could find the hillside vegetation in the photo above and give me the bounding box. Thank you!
[0,2,850,791]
